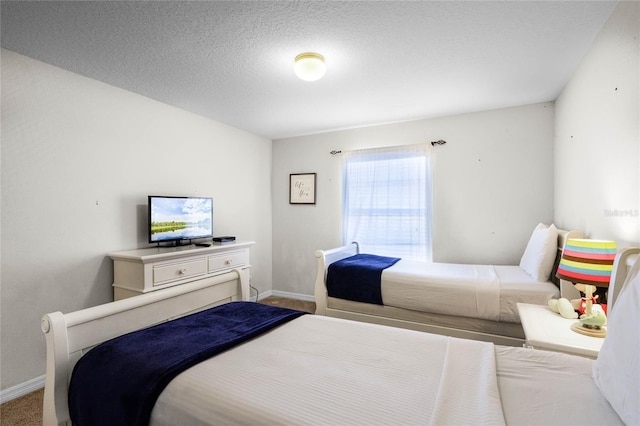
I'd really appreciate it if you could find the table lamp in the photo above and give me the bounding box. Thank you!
[556,238,616,337]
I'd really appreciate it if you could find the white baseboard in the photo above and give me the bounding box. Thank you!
[1,375,45,404]
[253,289,314,303]
[269,290,315,302]
[254,289,272,301]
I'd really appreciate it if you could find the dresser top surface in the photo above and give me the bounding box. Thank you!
[108,241,255,262]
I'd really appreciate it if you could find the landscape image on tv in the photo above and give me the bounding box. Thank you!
[150,197,213,242]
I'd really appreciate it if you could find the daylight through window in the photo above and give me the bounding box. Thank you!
[342,144,432,261]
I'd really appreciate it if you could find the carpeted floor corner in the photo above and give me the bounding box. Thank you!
[259,296,315,313]
[0,388,43,426]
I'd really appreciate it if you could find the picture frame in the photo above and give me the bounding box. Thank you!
[289,173,316,204]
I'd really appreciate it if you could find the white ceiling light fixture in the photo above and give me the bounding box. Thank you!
[294,52,326,82]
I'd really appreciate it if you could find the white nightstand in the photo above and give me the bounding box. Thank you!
[517,302,605,359]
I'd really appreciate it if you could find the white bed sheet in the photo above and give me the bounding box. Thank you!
[494,265,560,322]
[150,314,621,426]
[380,261,559,322]
[496,346,622,425]
[151,315,505,426]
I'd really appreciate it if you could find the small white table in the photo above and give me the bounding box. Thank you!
[517,302,605,359]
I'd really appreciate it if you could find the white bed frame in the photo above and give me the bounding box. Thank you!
[41,267,250,426]
[314,230,585,346]
[40,247,639,426]
[609,247,640,307]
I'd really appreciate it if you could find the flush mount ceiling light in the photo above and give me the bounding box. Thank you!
[294,52,326,82]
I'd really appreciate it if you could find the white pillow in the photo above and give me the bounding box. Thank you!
[592,256,640,425]
[519,223,558,282]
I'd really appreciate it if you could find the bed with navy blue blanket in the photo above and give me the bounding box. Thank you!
[326,254,401,305]
[314,236,582,346]
[41,251,638,426]
[68,302,306,426]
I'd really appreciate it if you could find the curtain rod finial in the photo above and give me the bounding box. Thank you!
[430,140,446,146]
[330,150,342,155]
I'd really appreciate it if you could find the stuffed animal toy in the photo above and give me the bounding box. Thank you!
[548,298,578,319]
[580,309,607,327]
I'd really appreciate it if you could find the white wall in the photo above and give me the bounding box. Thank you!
[272,103,555,296]
[0,49,273,391]
[554,1,639,246]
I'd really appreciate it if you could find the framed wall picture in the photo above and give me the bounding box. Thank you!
[289,173,316,204]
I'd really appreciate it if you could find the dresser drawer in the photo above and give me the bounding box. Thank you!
[208,250,249,273]
[153,258,207,286]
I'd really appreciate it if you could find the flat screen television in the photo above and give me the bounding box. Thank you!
[148,196,213,245]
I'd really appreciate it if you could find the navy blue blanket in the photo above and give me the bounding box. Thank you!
[326,254,401,305]
[68,301,306,426]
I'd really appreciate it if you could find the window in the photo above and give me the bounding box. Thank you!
[342,144,432,261]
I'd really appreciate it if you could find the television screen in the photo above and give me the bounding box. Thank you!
[148,196,213,244]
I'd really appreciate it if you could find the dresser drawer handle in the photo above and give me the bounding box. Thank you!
[179,268,187,275]
[224,259,233,265]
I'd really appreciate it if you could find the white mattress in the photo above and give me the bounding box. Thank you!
[150,314,621,426]
[381,261,559,322]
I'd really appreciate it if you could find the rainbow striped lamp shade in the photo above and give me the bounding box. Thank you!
[556,239,617,286]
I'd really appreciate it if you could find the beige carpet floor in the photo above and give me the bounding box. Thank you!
[0,389,43,426]
[0,297,315,426]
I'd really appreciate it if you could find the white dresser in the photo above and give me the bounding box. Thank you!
[109,242,254,300]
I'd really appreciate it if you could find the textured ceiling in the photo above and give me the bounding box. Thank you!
[1,1,617,140]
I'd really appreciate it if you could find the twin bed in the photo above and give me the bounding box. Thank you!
[41,244,639,425]
[315,226,583,345]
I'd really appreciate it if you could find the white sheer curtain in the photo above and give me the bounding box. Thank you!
[342,143,433,261]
